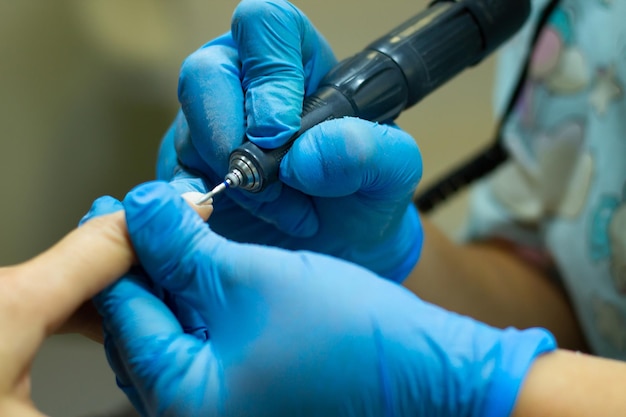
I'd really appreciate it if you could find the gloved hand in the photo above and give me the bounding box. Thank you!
[94,182,556,417]
[158,0,423,282]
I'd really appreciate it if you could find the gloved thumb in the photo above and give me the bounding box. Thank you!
[122,181,234,315]
[79,195,123,226]
[281,118,422,198]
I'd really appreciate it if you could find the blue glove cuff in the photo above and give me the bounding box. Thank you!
[482,327,557,417]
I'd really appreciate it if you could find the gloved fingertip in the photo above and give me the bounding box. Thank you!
[125,180,175,204]
[123,181,187,228]
[247,132,297,150]
[79,196,123,226]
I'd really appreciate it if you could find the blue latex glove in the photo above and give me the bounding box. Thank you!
[94,182,556,417]
[158,0,423,282]
[80,194,211,342]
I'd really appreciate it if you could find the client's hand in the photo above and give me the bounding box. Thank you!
[0,204,132,416]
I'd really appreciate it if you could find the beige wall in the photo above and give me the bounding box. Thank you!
[0,1,496,415]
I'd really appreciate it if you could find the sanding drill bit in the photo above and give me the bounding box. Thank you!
[196,176,237,205]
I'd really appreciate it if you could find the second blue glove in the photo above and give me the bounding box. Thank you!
[94,182,557,417]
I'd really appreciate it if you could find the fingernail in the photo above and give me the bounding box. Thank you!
[182,192,213,221]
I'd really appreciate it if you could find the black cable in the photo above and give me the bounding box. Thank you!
[414,0,561,213]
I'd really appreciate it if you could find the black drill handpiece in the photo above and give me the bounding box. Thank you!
[227,0,531,192]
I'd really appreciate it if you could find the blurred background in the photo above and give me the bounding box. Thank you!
[0,1,496,415]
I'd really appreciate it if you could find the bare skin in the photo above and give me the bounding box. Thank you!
[403,216,588,351]
[513,350,626,417]
[0,201,212,416]
[0,212,133,416]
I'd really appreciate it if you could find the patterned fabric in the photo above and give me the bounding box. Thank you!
[464,0,626,359]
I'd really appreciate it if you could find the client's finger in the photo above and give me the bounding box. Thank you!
[11,210,132,335]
